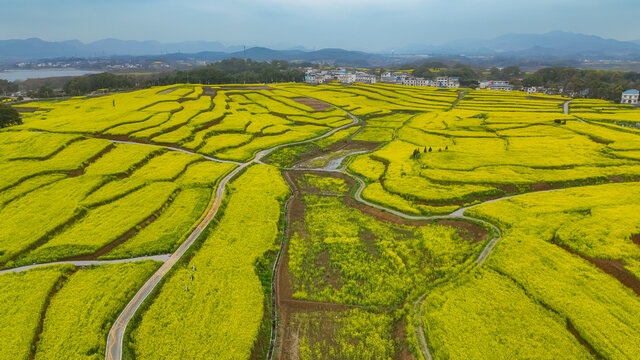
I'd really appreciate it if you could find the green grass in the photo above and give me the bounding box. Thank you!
[0,138,112,191]
[0,176,103,267]
[285,309,396,360]
[129,165,289,359]
[103,188,211,258]
[0,265,73,360]
[34,261,161,360]
[424,269,594,360]
[289,194,479,307]
[465,183,640,360]
[17,182,177,265]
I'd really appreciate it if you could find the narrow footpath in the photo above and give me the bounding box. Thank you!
[104,107,360,360]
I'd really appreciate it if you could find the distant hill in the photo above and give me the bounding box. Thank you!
[135,47,391,67]
[400,31,640,59]
[0,38,389,66]
[0,38,242,61]
[2,32,640,65]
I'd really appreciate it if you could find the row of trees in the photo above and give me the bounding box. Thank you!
[61,58,305,96]
[154,58,304,86]
[522,67,640,101]
[0,103,21,128]
[63,73,141,96]
[396,59,640,101]
[411,62,479,87]
[0,79,18,95]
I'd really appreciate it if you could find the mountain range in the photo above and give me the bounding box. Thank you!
[0,38,243,61]
[399,31,640,59]
[1,31,639,64]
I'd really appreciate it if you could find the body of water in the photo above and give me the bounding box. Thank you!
[0,69,101,82]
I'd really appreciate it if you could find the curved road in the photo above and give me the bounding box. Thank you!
[285,106,587,359]
[0,254,171,275]
[105,107,360,360]
[110,140,243,165]
[106,103,586,360]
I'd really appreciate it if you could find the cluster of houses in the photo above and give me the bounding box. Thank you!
[380,72,460,88]
[479,80,588,97]
[304,68,377,85]
[303,68,460,88]
[621,89,639,105]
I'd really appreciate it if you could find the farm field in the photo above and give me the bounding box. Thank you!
[277,171,485,359]
[0,261,159,360]
[1,82,639,360]
[127,165,290,360]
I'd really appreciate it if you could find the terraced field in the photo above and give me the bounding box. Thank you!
[1,83,639,360]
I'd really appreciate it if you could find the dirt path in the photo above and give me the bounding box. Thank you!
[564,100,589,124]
[0,254,171,275]
[109,139,242,165]
[274,106,603,360]
[105,101,360,360]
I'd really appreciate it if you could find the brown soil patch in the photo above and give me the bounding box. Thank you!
[67,143,115,178]
[495,183,518,193]
[201,87,217,97]
[436,219,488,243]
[280,299,356,312]
[526,96,566,102]
[290,97,333,112]
[608,175,625,183]
[91,133,135,143]
[566,320,604,359]
[393,321,417,360]
[29,268,75,360]
[217,85,275,90]
[157,87,178,95]
[586,257,640,296]
[11,137,85,161]
[278,170,488,360]
[15,107,48,113]
[589,136,612,145]
[530,182,552,191]
[291,141,381,170]
[558,243,640,296]
[632,234,640,246]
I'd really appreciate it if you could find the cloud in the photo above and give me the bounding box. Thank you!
[0,0,639,49]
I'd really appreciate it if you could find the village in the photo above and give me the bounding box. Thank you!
[303,67,639,105]
[303,68,461,88]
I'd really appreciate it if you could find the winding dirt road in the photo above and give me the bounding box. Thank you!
[104,108,359,360]
[0,254,171,275]
[104,104,578,360]
[270,106,593,360]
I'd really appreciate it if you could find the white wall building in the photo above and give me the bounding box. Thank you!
[355,72,377,84]
[337,73,356,84]
[487,80,513,91]
[402,77,431,87]
[621,89,639,105]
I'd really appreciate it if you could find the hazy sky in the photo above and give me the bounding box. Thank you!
[2,0,639,51]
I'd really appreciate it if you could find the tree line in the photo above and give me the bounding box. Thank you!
[62,58,305,96]
[521,67,640,101]
[404,61,640,101]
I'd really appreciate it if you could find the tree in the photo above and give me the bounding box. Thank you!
[29,86,55,98]
[0,103,22,128]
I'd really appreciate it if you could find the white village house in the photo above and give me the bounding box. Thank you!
[621,89,639,105]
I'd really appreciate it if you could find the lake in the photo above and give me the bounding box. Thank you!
[0,69,101,82]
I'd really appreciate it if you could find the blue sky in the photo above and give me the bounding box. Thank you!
[2,0,639,51]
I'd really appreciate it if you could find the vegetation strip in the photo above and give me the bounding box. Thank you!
[104,97,359,360]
